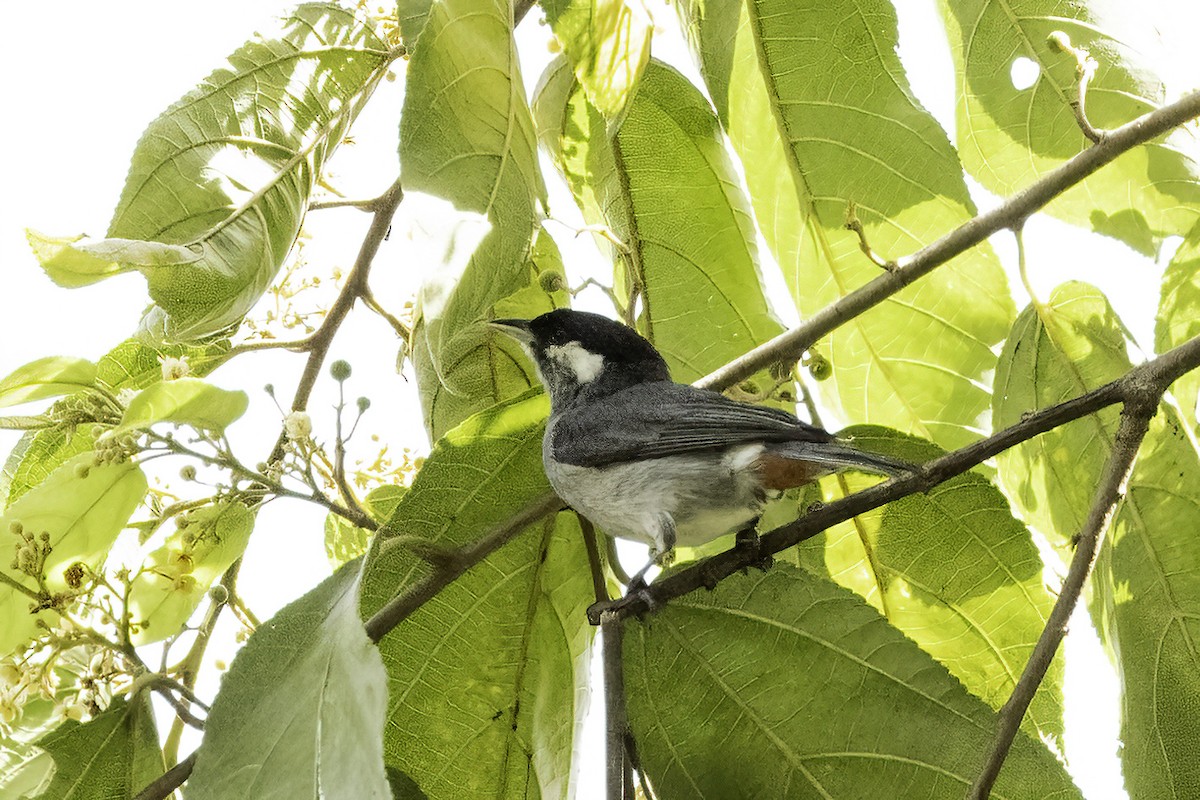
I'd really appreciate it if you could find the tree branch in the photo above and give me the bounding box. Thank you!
[967,390,1158,798]
[267,178,404,463]
[594,332,1200,623]
[363,492,564,642]
[698,89,1200,393]
[133,750,197,800]
[582,516,635,799]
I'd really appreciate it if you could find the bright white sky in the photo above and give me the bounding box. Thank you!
[3,1,1198,798]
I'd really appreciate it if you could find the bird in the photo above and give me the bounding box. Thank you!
[490,309,911,586]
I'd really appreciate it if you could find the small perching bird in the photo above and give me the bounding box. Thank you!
[491,309,910,585]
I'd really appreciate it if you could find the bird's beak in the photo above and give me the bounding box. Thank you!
[488,318,535,348]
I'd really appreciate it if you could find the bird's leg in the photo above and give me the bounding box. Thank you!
[734,516,773,572]
[626,514,676,596]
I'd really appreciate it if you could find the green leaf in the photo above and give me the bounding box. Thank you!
[795,426,1062,742]
[2,339,227,509]
[402,0,547,435]
[626,566,1081,798]
[2,427,101,508]
[127,502,254,644]
[30,5,396,341]
[187,559,391,799]
[360,394,594,799]
[96,338,230,392]
[994,282,1200,797]
[1157,221,1200,431]
[0,450,146,655]
[535,58,785,382]
[0,357,97,409]
[324,485,407,569]
[117,377,248,433]
[938,1,1200,254]
[0,453,146,651]
[25,231,200,288]
[397,0,434,50]
[30,694,162,800]
[542,0,651,122]
[416,230,567,438]
[678,0,1014,450]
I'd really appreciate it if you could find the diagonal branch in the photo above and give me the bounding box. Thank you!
[698,89,1200,393]
[967,389,1158,798]
[362,492,564,642]
[596,333,1200,623]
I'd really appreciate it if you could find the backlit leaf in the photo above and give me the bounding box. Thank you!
[678,0,1013,449]
[994,282,1200,797]
[938,0,1200,253]
[29,4,397,341]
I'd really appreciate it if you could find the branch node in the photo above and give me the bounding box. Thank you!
[845,201,898,272]
[1047,31,1104,144]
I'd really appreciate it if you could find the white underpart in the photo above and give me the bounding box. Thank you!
[547,341,604,383]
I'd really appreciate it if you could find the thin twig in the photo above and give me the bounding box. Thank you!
[844,201,897,271]
[134,751,197,800]
[594,332,1200,623]
[514,0,538,25]
[1047,31,1103,144]
[698,89,1200,393]
[360,286,411,344]
[309,196,382,212]
[967,390,1158,798]
[267,178,404,464]
[363,493,564,642]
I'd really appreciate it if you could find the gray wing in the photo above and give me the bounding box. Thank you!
[550,382,833,467]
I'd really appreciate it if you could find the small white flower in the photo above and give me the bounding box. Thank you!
[160,356,191,381]
[284,411,313,442]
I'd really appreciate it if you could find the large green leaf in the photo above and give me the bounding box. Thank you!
[29,4,397,341]
[360,394,593,800]
[127,501,255,644]
[678,0,1013,449]
[626,566,1081,798]
[415,230,567,438]
[994,282,1200,798]
[789,426,1062,742]
[403,0,548,436]
[187,559,391,799]
[0,453,146,656]
[0,358,97,409]
[535,57,785,382]
[117,377,248,433]
[542,0,651,122]
[938,0,1200,254]
[324,485,407,569]
[1157,220,1200,431]
[29,695,162,800]
[2,340,228,509]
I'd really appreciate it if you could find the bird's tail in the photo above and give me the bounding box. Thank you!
[770,440,913,477]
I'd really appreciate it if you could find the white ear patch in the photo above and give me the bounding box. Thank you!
[547,341,604,383]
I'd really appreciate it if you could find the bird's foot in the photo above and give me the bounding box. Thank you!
[735,526,773,572]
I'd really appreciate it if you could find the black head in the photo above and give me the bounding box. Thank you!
[490,309,670,407]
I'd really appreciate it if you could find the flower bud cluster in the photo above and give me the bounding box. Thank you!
[92,429,140,466]
[8,521,50,579]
